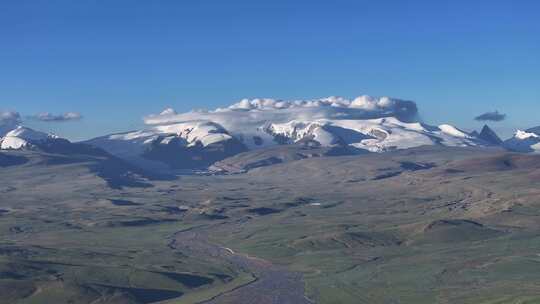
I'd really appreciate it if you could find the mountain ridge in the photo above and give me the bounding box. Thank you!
[3,96,535,172]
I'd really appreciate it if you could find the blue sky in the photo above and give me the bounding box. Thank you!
[1,0,538,140]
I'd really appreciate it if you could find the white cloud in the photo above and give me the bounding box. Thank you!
[144,95,419,133]
[31,112,83,122]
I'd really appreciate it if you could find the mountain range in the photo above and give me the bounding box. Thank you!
[1,96,538,172]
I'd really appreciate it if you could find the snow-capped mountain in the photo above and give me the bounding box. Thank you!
[262,118,485,153]
[84,96,504,170]
[0,125,107,157]
[504,127,540,153]
[85,120,247,170]
[0,126,58,150]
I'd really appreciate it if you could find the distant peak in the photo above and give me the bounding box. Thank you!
[478,124,503,145]
[515,130,539,140]
[160,108,177,116]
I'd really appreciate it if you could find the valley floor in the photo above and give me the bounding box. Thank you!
[2,147,540,303]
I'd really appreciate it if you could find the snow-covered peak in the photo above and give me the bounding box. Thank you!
[504,128,540,153]
[5,126,56,141]
[0,126,58,150]
[160,108,177,116]
[515,130,539,140]
[155,121,232,147]
[259,117,481,153]
[85,120,246,171]
[87,120,239,162]
[264,121,325,141]
[107,121,233,148]
[438,124,471,138]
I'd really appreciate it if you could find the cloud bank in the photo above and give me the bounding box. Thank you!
[474,111,506,122]
[144,96,419,133]
[31,112,83,122]
[218,96,418,119]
